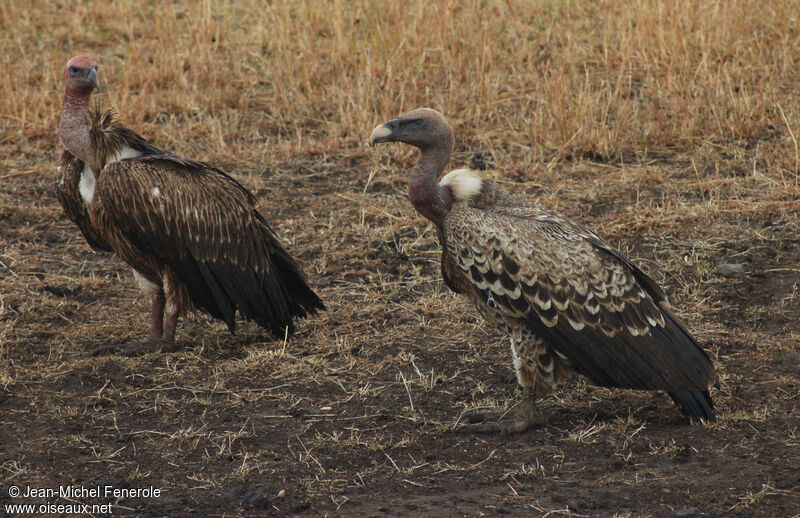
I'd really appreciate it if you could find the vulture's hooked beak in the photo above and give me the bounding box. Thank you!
[369,119,399,146]
[87,67,101,92]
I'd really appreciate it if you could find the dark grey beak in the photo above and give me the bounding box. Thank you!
[369,119,399,146]
[87,67,101,92]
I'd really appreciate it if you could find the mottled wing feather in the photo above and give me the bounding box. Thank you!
[55,150,112,252]
[443,205,715,392]
[440,228,466,294]
[94,156,323,336]
[497,203,668,302]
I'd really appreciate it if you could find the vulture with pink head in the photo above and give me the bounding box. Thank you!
[370,108,716,432]
[56,56,324,355]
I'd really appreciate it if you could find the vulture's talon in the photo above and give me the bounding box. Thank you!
[462,409,503,424]
[118,340,180,356]
[91,344,122,357]
[457,418,536,435]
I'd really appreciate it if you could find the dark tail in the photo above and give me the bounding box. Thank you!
[252,216,325,336]
[177,221,324,339]
[668,389,715,422]
[267,236,326,323]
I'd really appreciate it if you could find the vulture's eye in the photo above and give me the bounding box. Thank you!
[411,119,424,128]
[69,67,79,75]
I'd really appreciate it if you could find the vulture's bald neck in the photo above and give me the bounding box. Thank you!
[408,132,456,226]
[59,86,96,171]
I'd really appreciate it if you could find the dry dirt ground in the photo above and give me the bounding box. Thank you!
[2,141,799,517]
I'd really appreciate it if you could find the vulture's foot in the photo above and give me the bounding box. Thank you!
[456,399,542,434]
[119,339,181,356]
[91,340,181,356]
[91,343,124,356]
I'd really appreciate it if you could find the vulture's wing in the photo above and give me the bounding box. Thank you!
[94,155,324,336]
[443,205,715,418]
[55,150,112,252]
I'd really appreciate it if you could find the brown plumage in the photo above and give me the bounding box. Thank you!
[370,108,716,432]
[57,56,324,354]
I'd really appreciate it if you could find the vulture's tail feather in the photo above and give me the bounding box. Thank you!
[667,389,715,422]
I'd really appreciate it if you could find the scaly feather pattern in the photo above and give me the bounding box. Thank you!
[442,192,716,418]
[370,108,716,427]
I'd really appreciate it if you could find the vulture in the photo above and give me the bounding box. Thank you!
[370,108,716,432]
[56,56,324,355]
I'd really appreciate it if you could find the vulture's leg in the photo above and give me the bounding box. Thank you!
[148,288,165,341]
[154,271,182,352]
[92,275,167,356]
[122,271,182,354]
[457,337,554,434]
[117,286,169,355]
[157,292,181,353]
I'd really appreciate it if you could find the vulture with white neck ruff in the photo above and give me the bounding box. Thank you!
[56,56,324,355]
[370,108,716,432]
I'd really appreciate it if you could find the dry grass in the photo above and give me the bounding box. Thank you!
[2,1,800,516]
[3,1,800,164]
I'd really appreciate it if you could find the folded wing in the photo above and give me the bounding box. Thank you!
[94,155,324,337]
[443,205,715,417]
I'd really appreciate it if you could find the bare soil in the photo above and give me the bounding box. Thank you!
[2,147,799,517]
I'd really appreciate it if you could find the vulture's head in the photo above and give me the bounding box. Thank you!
[64,56,100,95]
[370,108,453,151]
